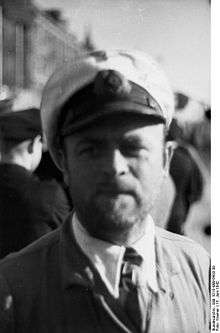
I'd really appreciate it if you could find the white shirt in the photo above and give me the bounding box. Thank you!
[72,213,158,298]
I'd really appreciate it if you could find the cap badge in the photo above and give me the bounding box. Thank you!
[94,70,131,98]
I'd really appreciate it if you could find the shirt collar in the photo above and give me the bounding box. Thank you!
[72,213,158,297]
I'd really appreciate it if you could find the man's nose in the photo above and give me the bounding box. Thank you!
[102,149,129,176]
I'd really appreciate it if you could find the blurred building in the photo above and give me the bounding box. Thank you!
[0,0,83,102]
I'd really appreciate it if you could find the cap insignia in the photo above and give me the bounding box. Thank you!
[94,70,131,98]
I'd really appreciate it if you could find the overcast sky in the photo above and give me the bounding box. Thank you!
[34,0,210,103]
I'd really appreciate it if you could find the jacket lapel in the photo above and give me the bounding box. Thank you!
[59,216,140,333]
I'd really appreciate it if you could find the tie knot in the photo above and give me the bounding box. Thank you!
[123,247,143,267]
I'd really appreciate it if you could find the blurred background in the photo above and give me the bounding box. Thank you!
[0,0,210,252]
[0,0,210,105]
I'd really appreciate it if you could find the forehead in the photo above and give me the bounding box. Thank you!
[64,114,165,145]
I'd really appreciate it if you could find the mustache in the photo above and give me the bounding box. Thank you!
[95,179,138,196]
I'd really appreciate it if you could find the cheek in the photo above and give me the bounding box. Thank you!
[132,154,165,192]
[66,160,98,196]
[140,168,164,193]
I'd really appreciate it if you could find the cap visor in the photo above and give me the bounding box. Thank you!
[61,101,165,136]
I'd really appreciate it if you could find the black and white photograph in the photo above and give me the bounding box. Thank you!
[0,0,212,332]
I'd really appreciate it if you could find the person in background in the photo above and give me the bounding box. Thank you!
[0,108,70,259]
[182,107,211,245]
[0,50,210,332]
[35,149,72,207]
[165,119,204,235]
[189,107,211,172]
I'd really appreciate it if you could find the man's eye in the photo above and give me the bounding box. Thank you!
[79,146,96,155]
[122,145,144,155]
[78,145,102,157]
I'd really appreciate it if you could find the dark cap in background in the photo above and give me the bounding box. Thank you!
[0,108,42,143]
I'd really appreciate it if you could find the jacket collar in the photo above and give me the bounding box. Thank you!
[59,214,181,293]
[72,213,158,296]
[154,226,181,293]
[59,214,96,290]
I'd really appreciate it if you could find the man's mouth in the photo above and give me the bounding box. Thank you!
[96,184,135,197]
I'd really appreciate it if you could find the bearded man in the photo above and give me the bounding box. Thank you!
[0,50,210,333]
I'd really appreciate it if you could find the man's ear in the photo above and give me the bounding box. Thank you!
[27,140,34,154]
[163,140,177,176]
[59,150,69,186]
[27,135,42,154]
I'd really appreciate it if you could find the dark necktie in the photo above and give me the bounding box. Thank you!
[119,247,148,332]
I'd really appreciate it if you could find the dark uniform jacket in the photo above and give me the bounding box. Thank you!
[167,145,204,235]
[0,215,210,333]
[0,163,70,259]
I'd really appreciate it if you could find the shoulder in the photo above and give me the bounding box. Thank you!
[155,227,210,276]
[0,164,30,187]
[31,178,68,204]
[155,226,209,258]
[0,229,60,288]
[0,229,61,330]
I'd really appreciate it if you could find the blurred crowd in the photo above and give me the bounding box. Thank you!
[152,92,211,252]
[0,85,211,259]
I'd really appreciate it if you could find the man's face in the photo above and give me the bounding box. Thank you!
[63,115,171,244]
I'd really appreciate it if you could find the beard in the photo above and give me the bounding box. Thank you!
[73,188,154,244]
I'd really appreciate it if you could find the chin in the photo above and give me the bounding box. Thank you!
[98,193,136,210]
[98,194,140,219]
[89,210,140,240]
[77,195,148,239]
